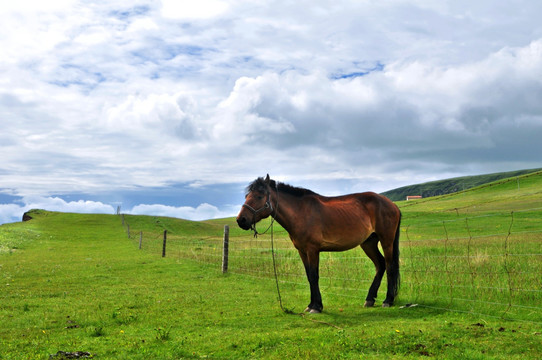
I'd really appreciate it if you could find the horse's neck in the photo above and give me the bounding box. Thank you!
[272,191,307,236]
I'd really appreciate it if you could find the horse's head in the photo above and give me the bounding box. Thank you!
[237,174,275,230]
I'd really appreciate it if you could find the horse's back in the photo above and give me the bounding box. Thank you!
[322,191,401,232]
[312,192,399,250]
[320,191,398,215]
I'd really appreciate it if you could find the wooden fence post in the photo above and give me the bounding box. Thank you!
[162,230,167,257]
[139,231,142,249]
[222,225,229,273]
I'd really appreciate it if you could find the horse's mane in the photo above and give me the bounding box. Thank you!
[246,177,318,198]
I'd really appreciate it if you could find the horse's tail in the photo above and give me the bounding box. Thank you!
[391,211,401,298]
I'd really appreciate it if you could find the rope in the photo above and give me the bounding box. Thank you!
[251,218,275,238]
[270,220,290,313]
[265,187,294,314]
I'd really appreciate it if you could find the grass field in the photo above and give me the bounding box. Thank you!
[1,171,541,359]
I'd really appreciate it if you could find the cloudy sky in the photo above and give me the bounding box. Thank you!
[1,0,542,224]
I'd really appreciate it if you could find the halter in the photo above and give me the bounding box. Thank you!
[243,183,279,237]
[242,192,273,215]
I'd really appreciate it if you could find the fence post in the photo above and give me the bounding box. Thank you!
[162,230,167,257]
[222,225,229,273]
[139,231,142,249]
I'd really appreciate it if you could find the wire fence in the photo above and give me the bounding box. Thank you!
[120,207,542,323]
[402,208,541,321]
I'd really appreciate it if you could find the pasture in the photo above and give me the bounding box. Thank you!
[1,171,541,359]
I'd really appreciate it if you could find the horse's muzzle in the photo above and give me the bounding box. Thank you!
[236,216,252,230]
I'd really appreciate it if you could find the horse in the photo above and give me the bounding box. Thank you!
[236,174,401,313]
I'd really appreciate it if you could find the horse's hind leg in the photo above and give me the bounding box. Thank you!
[381,241,399,307]
[361,233,386,307]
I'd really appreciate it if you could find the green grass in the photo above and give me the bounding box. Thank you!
[1,171,542,359]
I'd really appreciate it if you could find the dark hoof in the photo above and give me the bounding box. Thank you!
[364,300,375,307]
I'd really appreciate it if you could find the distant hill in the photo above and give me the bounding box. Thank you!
[381,168,542,202]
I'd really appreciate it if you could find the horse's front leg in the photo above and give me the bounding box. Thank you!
[298,249,322,313]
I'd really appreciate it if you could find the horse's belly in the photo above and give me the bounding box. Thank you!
[320,236,364,252]
[318,221,373,251]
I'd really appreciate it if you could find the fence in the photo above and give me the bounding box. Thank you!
[119,208,542,323]
[402,208,541,321]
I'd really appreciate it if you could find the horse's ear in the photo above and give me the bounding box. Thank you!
[264,174,270,184]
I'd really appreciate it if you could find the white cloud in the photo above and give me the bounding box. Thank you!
[21,197,115,214]
[128,203,234,221]
[1,1,542,224]
[0,0,76,13]
[105,93,199,139]
[160,0,230,20]
[0,197,115,224]
[0,204,23,225]
[0,197,236,224]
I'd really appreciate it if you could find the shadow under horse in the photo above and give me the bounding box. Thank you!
[237,175,401,313]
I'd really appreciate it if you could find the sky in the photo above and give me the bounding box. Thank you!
[1,0,542,224]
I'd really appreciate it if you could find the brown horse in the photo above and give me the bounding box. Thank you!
[237,175,401,313]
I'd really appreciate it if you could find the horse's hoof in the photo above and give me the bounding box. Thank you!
[309,309,321,314]
[382,303,392,308]
[304,307,311,312]
[364,301,375,307]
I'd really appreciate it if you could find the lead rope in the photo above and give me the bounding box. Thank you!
[251,218,275,238]
[267,189,343,327]
[269,219,287,312]
[257,186,290,313]
[265,186,289,313]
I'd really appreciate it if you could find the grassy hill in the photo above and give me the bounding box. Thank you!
[381,168,542,201]
[1,171,542,359]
